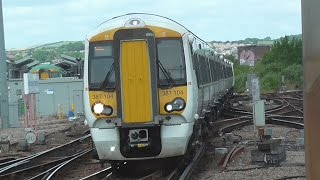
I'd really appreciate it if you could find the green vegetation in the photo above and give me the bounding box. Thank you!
[30,41,84,62]
[15,53,23,60]
[211,34,302,45]
[230,36,303,93]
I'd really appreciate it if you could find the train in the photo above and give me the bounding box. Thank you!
[83,13,234,166]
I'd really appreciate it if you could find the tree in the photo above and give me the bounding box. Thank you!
[264,37,272,41]
[15,54,23,61]
[255,36,303,91]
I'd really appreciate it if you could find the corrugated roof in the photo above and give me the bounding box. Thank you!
[26,60,40,68]
[30,64,62,73]
[14,56,33,66]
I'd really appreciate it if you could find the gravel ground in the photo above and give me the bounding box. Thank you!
[192,125,306,180]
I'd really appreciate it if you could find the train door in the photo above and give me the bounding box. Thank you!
[120,40,152,123]
[114,28,159,125]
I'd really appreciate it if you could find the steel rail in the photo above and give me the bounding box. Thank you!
[79,167,113,180]
[167,168,180,180]
[44,149,93,180]
[0,134,91,175]
[0,155,36,169]
[0,153,81,179]
[212,116,252,126]
[266,118,304,129]
[218,120,252,134]
[276,94,303,114]
[178,142,206,180]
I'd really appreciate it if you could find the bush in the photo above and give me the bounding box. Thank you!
[231,35,302,93]
[281,64,303,88]
[260,73,282,92]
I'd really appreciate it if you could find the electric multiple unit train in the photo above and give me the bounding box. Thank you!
[83,13,234,165]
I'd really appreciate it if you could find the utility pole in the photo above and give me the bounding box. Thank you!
[302,0,320,179]
[0,0,9,129]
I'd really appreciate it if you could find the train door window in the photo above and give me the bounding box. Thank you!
[221,64,224,79]
[210,60,215,82]
[200,55,207,85]
[198,55,203,85]
[192,53,201,86]
[226,66,229,78]
[189,43,194,55]
[88,42,114,90]
[214,61,218,81]
[205,58,211,84]
[222,65,226,79]
[216,63,220,81]
[156,39,186,86]
[218,63,222,80]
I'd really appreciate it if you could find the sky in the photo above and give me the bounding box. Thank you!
[3,0,301,49]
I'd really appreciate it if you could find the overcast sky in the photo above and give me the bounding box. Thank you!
[3,0,301,49]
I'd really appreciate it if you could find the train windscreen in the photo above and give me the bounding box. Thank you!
[89,42,115,89]
[156,39,186,86]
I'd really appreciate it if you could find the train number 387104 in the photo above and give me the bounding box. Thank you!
[161,90,184,96]
[92,94,114,99]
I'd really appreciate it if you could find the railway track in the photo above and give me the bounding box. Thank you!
[0,91,303,180]
[78,141,206,180]
[90,91,304,180]
[218,91,304,133]
[0,134,92,179]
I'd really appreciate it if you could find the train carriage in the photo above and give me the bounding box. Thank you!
[83,13,234,163]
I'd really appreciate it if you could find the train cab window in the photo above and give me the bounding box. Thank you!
[89,42,115,90]
[157,39,186,86]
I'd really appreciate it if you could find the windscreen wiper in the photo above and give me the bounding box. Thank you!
[100,63,115,90]
[158,59,175,86]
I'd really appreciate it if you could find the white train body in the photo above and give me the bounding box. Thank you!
[83,13,234,162]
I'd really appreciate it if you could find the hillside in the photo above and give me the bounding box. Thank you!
[7,41,84,62]
[6,34,302,65]
[211,34,302,45]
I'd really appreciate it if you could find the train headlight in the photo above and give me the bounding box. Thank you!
[93,103,104,114]
[164,98,186,113]
[165,104,173,112]
[92,103,113,116]
[102,105,113,116]
[173,98,185,110]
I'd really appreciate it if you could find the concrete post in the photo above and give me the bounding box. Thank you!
[302,0,320,178]
[0,0,9,129]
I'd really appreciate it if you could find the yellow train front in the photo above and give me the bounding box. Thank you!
[83,13,234,163]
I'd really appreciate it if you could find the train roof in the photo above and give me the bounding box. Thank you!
[87,13,194,41]
[86,13,233,66]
